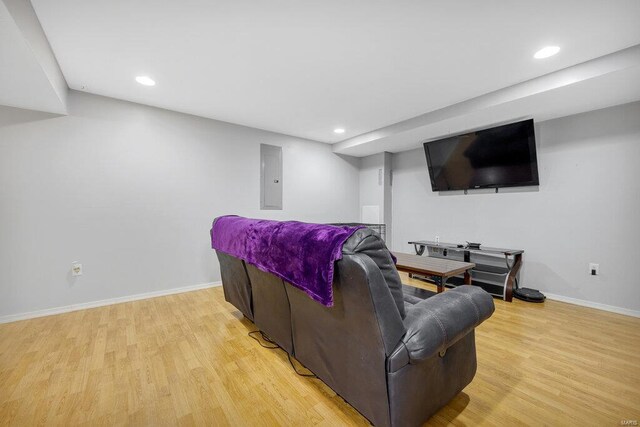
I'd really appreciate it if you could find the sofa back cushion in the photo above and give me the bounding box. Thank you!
[245,264,294,354]
[216,251,253,321]
[342,228,406,318]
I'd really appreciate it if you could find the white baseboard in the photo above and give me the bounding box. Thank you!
[545,292,640,318]
[0,281,222,324]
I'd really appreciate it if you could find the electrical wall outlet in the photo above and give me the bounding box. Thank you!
[589,263,599,276]
[72,262,83,277]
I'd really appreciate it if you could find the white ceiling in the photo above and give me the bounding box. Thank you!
[333,45,640,156]
[335,63,640,156]
[30,0,640,145]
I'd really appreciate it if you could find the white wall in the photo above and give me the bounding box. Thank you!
[391,102,640,313]
[359,153,384,223]
[0,91,360,318]
[0,0,68,113]
[358,152,392,241]
[382,152,392,243]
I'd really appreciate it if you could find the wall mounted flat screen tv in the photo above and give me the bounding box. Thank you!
[423,119,539,191]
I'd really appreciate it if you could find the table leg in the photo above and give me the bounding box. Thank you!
[433,276,444,293]
[505,254,522,302]
[463,270,472,285]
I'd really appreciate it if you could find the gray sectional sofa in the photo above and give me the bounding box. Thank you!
[215,227,494,426]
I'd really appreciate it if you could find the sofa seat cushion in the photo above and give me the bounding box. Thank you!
[402,284,436,306]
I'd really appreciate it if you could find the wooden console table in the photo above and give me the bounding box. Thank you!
[409,241,523,302]
[392,252,475,294]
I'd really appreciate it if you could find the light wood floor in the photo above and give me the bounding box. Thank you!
[1,275,639,426]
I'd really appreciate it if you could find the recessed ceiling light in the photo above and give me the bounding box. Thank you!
[534,46,560,59]
[334,128,345,134]
[135,76,156,86]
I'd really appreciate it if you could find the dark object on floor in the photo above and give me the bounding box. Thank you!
[514,287,546,303]
[466,241,482,249]
[215,224,495,427]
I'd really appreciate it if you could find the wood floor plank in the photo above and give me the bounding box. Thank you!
[1,275,639,426]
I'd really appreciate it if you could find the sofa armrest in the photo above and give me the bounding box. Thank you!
[400,285,494,364]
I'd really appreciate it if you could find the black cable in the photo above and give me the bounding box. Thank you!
[247,330,317,378]
[286,353,316,378]
[248,330,278,349]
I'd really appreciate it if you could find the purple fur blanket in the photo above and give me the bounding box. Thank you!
[211,215,363,306]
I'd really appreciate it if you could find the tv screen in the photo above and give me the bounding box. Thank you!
[423,119,539,191]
